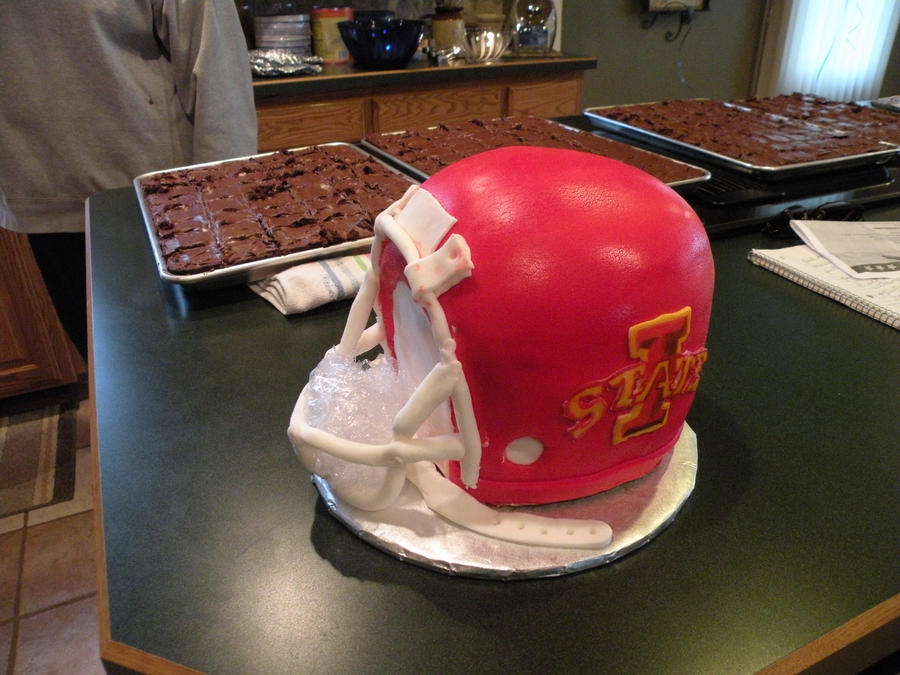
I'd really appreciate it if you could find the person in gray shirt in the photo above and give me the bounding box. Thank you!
[0,0,259,357]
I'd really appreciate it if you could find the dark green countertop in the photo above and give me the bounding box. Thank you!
[89,178,899,673]
[252,54,597,98]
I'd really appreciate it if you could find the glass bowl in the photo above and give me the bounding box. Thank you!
[461,27,512,63]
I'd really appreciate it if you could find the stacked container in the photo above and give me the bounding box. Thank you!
[254,13,313,55]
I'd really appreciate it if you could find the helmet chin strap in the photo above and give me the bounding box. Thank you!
[406,462,613,550]
[290,384,614,549]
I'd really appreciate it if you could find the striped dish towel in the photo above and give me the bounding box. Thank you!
[250,254,370,314]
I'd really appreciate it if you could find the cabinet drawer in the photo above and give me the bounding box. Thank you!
[508,76,583,117]
[256,97,367,151]
[372,85,504,133]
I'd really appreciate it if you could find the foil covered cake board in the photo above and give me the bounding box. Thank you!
[312,424,698,580]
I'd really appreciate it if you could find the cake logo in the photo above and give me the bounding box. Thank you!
[563,307,707,444]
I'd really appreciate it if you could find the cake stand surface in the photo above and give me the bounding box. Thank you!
[312,424,698,579]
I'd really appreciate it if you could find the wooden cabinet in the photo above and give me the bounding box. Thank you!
[255,96,368,148]
[508,76,583,117]
[370,82,505,133]
[255,57,593,151]
[0,228,81,398]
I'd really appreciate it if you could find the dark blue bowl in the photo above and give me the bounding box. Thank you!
[338,18,424,70]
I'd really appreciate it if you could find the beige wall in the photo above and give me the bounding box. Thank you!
[883,24,900,96]
[563,0,900,106]
[562,0,766,106]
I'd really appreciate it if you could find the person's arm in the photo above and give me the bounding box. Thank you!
[153,0,258,163]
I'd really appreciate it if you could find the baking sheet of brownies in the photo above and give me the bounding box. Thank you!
[739,93,900,145]
[361,116,711,186]
[585,95,899,179]
[135,143,417,287]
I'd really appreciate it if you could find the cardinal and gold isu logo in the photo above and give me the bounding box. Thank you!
[564,307,708,444]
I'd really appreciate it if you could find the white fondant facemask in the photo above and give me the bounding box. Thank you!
[288,186,613,549]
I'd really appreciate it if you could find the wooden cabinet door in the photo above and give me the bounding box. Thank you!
[372,84,504,134]
[508,75,584,117]
[256,96,368,151]
[0,228,79,398]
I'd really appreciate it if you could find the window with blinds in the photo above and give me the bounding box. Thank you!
[754,0,900,101]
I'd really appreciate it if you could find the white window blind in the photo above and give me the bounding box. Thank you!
[754,0,900,101]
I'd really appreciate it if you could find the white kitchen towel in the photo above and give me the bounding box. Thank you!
[250,253,370,314]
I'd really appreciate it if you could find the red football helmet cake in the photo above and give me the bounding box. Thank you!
[289,146,714,550]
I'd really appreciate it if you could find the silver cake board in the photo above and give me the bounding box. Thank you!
[312,424,698,580]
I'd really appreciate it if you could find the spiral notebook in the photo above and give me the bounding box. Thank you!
[748,245,900,330]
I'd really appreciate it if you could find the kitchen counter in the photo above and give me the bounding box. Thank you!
[88,176,899,673]
[252,54,597,150]
[252,54,598,98]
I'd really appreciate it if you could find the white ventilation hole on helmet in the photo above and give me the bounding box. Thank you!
[505,437,544,465]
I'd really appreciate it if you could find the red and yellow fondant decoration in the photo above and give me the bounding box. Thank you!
[565,307,708,445]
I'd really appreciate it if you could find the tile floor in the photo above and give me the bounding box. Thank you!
[1,394,106,674]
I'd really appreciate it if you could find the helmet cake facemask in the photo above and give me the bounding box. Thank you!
[289,184,615,549]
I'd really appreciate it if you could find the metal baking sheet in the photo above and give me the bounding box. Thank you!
[871,95,900,113]
[134,143,418,289]
[585,102,899,181]
[359,136,429,183]
[361,117,711,188]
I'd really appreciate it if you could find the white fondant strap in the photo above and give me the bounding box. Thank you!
[337,185,418,357]
[290,385,463,512]
[354,323,385,356]
[289,392,406,511]
[395,185,458,256]
[290,384,465,468]
[377,205,423,266]
[392,360,462,438]
[407,463,614,550]
[337,268,380,357]
[405,234,473,301]
[448,374,481,489]
[300,423,465,467]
